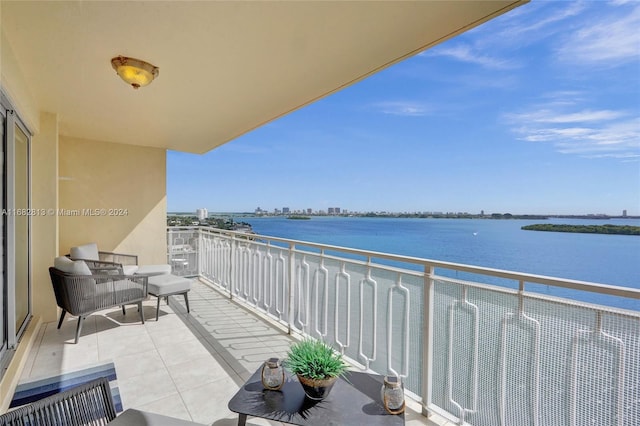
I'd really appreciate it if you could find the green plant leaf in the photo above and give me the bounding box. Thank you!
[284,338,348,380]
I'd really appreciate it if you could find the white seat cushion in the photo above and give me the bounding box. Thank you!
[135,264,171,276]
[54,256,92,275]
[122,265,139,275]
[70,243,99,261]
[147,274,191,296]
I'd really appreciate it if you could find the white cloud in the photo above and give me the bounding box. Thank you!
[520,109,627,124]
[373,101,431,117]
[506,97,640,159]
[497,1,585,39]
[421,2,585,71]
[557,4,640,66]
[424,44,518,70]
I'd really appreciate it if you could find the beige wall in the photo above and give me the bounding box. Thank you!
[0,30,39,134]
[58,136,167,264]
[31,112,58,323]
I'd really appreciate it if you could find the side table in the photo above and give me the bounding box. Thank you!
[228,366,405,426]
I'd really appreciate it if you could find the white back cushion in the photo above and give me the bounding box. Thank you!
[54,256,92,275]
[70,243,99,260]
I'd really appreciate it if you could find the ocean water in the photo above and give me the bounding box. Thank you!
[236,216,640,310]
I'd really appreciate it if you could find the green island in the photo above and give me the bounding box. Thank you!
[522,224,640,236]
[287,215,311,220]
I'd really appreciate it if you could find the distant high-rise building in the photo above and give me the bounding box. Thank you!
[481,210,485,216]
[196,208,208,220]
[307,208,312,215]
[328,207,335,215]
[283,207,290,214]
[623,209,627,217]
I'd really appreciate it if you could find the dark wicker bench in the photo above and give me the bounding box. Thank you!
[0,377,116,425]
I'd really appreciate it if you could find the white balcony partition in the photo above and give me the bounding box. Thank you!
[167,226,639,426]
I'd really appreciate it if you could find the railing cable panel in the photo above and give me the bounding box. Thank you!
[313,255,329,339]
[295,255,310,332]
[498,298,540,426]
[570,311,626,426]
[387,273,410,379]
[334,263,352,354]
[446,286,479,424]
[358,263,378,370]
[263,247,274,311]
[275,252,286,320]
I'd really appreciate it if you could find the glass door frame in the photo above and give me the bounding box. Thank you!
[1,92,32,351]
[0,106,4,361]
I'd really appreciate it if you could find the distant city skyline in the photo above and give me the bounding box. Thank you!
[169,206,636,218]
[167,1,640,216]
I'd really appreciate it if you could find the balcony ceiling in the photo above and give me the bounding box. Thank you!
[1,1,525,154]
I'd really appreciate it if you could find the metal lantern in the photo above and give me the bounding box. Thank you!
[381,375,405,414]
[261,358,285,390]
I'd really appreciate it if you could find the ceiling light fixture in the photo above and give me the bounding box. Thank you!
[110,56,159,89]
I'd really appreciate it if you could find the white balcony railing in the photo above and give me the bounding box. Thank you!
[167,226,640,426]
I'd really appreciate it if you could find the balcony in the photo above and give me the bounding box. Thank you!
[12,226,638,425]
[164,226,639,426]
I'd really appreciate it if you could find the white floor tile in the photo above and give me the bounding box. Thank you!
[179,377,240,424]
[155,337,213,367]
[97,330,156,360]
[166,354,228,393]
[144,314,191,335]
[111,349,166,381]
[118,369,179,409]
[134,392,194,422]
[148,325,199,347]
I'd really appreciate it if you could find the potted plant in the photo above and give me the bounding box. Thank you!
[284,338,348,400]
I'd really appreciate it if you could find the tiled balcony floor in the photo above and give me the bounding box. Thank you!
[19,279,446,425]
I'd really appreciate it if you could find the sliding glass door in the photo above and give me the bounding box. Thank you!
[0,94,31,368]
[13,120,30,336]
[0,111,5,361]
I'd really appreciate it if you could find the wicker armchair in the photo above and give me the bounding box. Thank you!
[49,263,148,343]
[0,377,116,425]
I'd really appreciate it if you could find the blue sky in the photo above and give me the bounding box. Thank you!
[168,1,640,216]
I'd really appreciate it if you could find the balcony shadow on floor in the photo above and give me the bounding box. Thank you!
[168,281,294,389]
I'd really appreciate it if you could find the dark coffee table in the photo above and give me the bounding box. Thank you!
[228,367,405,426]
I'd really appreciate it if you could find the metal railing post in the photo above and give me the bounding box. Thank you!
[422,264,435,417]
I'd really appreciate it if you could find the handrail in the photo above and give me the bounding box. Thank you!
[168,226,640,300]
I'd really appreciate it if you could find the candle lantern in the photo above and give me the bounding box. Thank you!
[381,375,405,414]
[261,358,285,390]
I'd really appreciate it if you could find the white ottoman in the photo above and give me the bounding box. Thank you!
[147,274,192,320]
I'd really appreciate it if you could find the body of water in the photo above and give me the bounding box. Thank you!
[234,216,639,309]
